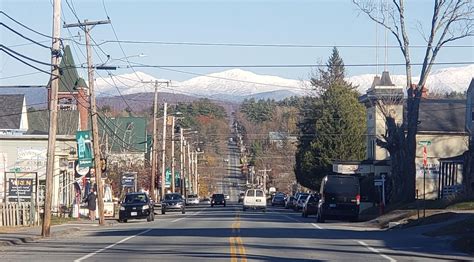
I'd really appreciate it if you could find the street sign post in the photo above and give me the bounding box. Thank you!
[418,140,431,218]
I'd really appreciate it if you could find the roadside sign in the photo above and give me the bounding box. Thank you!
[9,167,21,173]
[165,168,171,188]
[76,130,93,168]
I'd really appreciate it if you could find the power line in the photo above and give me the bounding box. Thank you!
[0,72,43,80]
[101,0,144,83]
[93,39,474,49]
[124,61,474,69]
[0,11,53,39]
[1,48,52,75]
[1,45,53,66]
[0,22,51,49]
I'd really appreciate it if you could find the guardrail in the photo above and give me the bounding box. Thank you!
[0,203,34,227]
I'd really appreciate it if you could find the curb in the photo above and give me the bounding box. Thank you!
[0,227,81,247]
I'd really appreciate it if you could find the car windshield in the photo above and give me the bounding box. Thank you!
[124,194,147,204]
[165,194,182,201]
[256,190,264,197]
[212,194,224,199]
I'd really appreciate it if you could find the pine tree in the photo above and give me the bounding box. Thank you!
[295,47,366,189]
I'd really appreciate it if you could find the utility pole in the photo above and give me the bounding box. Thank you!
[160,102,168,199]
[187,143,192,194]
[42,0,61,237]
[141,80,170,201]
[258,168,272,194]
[64,18,111,226]
[150,83,158,202]
[171,116,175,193]
[180,128,184,196]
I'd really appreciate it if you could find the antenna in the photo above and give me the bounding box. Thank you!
[375,2,379,76]
[384,0,388,71]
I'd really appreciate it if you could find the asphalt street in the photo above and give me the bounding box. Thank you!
[1,133,472,261]
[1,204,472,261]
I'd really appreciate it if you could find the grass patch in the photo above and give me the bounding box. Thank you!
[401,212,457,228]
[447,201,474,210]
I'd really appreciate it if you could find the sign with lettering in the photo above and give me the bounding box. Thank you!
[8,178,33,197]
[76,131,93,168]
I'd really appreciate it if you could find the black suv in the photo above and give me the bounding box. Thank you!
[119,192,155,223]
[161,193,186,214]
[317,175,360,223]
[211,193,226,207]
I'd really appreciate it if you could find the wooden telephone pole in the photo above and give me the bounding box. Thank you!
[42,0,61,237]
[64,19,111,226]
[142,80,170,201]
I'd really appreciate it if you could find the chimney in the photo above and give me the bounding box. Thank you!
[75,80,89,130]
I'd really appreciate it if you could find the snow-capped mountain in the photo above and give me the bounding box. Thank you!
[348,65,474,94]
[94,65,473,102]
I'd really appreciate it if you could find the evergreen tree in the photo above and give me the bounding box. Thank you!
[295,47,366,189]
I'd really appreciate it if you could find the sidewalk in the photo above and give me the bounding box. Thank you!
[0,219,117,246]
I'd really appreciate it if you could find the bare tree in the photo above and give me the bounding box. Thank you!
[354,0,474,202]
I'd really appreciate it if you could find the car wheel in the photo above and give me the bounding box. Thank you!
[161,210,166,215]
[147,213,153,222]
[182,209,186,214]
[118,218,123,223]
[211,204,214,207]
[122,219,127,223]
[350,215,359,222]
[224,204,226,207]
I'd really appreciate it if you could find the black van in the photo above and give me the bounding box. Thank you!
[317,175,360,223]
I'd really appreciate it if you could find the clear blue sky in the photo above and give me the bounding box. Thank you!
[1,0,473,86]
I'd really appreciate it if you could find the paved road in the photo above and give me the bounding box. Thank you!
[1,204,471,261]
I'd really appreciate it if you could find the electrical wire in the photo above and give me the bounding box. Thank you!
[0,11,53,39]
[1,48,52,75]
[0,22,51,49]
[1,45,53,66]
[93,39,474,49]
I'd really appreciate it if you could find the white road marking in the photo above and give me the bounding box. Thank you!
[311,223,323,229]
[171,208,206,223]
[73,228,153,262]
[356,240,397,262]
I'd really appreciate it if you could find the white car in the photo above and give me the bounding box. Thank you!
[243,189,266,212]
[186,194,200,205]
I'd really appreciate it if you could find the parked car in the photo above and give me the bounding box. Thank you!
[317,175,360,223]
[186,194,199,205]
[238,192,245,203]
[161,193,186,215]
[118,192,154,223]
[211,193,226,207]
[294,193,310,211]
[201,197,211,205]
[302,194,319,218]
[285,196,296,209]
[271,194,286,207]
[243,189,267,212]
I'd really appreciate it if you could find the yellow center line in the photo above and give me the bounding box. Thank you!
[229,237,237,262]
[229,211,246,261]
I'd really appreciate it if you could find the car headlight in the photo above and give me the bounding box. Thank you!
[142,205,149,210]
[120,206,125,211]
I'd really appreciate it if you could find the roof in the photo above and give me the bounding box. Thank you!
[417,99,466,133]
[370,71,395,89]
[99,116,148,153]
[0,94,25,129]
[27,110,79,135]
[58,45,88,92]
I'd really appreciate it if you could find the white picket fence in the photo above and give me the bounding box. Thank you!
[0,203,34,227]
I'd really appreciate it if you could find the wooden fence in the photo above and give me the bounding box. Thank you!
[0,203,34,227]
